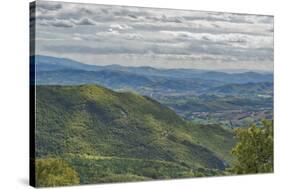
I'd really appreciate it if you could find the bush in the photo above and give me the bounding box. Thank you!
[35,158,80,187]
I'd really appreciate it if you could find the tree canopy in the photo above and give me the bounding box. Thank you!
[231,120,273,174]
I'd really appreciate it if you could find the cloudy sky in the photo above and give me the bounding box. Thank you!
[31,1,274,72]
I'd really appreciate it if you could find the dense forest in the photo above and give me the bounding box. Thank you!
[34,85,273,187]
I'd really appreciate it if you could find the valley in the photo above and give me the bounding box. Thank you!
[33,55,273,185]
[33,55,273,129]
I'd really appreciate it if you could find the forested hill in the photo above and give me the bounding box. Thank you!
[35,85,235,184]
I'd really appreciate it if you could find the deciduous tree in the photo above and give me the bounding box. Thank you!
[231,120,273,174]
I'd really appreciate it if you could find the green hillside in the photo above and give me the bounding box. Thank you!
[35,85,235,185]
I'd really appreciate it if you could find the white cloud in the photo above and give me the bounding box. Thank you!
[96,29,120,37]
[160,30,273,49]
[48,19,74,28]
[96,29,143,40]
[110,24,132,30]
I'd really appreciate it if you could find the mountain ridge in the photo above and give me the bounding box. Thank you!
[36,84,235,183]
[32,55,273,79]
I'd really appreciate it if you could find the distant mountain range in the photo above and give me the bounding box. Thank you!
[32,55,273,85]
[32,55,273,129]
[208,82,273,95]
[31,55,273,95]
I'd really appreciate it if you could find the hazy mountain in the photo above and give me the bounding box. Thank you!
[32,55,273,84]
[33,55,273,130]
[31,55,101,71]
[208,82,273,96]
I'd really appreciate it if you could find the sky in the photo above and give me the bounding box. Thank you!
[31,1,274,72]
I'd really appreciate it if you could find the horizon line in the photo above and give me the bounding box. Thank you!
[32,54,274,74]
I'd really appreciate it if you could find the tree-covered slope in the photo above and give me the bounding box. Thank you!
[35,85,235,184]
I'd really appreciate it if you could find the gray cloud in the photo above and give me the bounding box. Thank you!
[51,21,73,28]
[34,1,274,71]
[41,19,74,28]
[41,39,273,63]
[73,17,96,25]
[37,2,62,11]
[38,17,96,28]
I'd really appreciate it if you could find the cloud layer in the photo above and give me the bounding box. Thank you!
[32,1,274,72]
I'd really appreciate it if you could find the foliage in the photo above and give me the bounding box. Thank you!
[184,123,236,163]
[35,158,80,187]
[63,154,226,184]
[35,85,236,184]
[230,120,273,174]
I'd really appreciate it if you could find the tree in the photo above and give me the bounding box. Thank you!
[35,158,80,187]
[230,120,273,174]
